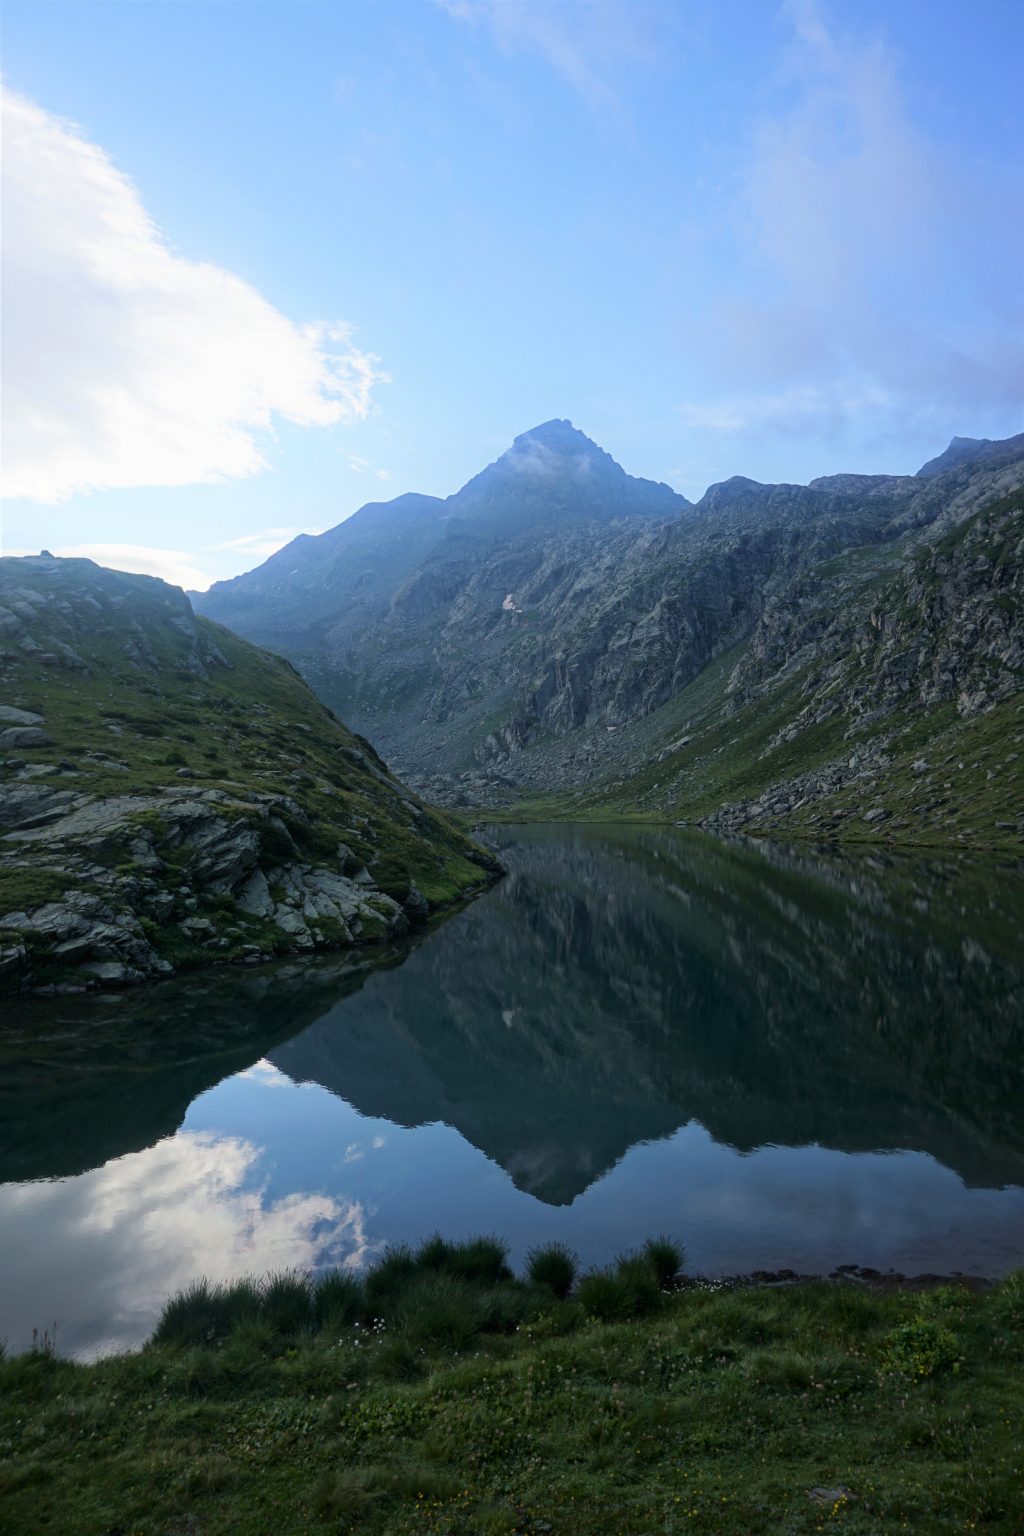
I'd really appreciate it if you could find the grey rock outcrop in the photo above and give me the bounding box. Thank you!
[0,783,413,989]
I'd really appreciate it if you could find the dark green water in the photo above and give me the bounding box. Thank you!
[2,825,1023,1358]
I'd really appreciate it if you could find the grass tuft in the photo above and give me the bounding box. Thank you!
[152,1278,259,1347]
[526,1240,579,1300]
[393,1273,486,1352]
[260,1271,314,1336]
[642,1235,686,1288]
[614,1253,663,1316]
[576,1268,638,1323]
[314,1269,365,1331]
[364,1244,418,1315]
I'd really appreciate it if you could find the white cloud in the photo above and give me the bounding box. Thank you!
[1,541,216,590]
[1,88,386,504]
[211,526,326,561]
[682,0,1024,444]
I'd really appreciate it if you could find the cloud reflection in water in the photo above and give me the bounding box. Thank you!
[0,1128,372,1358]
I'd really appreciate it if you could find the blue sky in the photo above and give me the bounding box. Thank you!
[2,0,1022,588]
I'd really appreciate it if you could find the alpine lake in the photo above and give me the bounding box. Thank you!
[3,824,1023,1360]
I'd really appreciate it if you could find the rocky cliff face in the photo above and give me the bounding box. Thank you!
[195,426,1024,846]
[0,557,498,993]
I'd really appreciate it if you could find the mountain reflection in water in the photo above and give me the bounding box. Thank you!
[2,826,1023,1356]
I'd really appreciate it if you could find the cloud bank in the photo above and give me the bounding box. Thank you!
[1,88,384,503]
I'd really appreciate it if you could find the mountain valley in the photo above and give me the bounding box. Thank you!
[196,421,1024,847]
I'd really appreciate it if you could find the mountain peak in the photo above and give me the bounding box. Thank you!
[916,435,995,478]
[512,418,589,449]
[448,420,688,523]
[501,419,618,477]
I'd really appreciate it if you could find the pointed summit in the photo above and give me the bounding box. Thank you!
[500,419,624,480]
[449,420,689,525]
[511,417,604,452]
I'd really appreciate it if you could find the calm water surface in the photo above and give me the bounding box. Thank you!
[2,825,1023,1358]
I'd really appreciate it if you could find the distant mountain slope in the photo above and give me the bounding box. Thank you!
[916,433,1024,479]
[195,425,1024,848]
[0,557,497,992]
[572,487,1024,848]
[196,420,691,766]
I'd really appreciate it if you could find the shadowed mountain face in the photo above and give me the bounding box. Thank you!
[194,420,700,771]
[6,827,1022,1202]
[194,427,1024,840]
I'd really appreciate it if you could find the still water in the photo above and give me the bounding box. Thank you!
[2,825,1023,1358]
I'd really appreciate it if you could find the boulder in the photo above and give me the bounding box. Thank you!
[0,727,52,749]
[0,706,44,727]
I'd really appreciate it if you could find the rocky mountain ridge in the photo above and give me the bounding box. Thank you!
[0,556,498,993]
[195,425,1024,845]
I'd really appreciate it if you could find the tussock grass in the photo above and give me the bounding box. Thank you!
[642,1234,686,1288]
[260,1271,315,1336]
[152,1276,261,1347]
[525,1241,579,1299]
[416,1233,512,1285]
[314,1269,364,1331]
[363,1243,418,1315]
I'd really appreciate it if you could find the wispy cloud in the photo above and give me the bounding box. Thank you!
[681,0,1024,445]
[211,526,325,560]
[680,382,893,438]
[1,542,216,591]
[1,88,386,504]
[345,454,392,481]
[438,0,663,103]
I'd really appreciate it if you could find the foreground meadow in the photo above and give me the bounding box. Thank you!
[1,1238,1021,1535]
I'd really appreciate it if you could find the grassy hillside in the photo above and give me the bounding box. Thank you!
[0,556,496,991]
[2,1237,1021,1535]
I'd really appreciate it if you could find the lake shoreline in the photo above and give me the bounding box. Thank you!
[464,803,1024,855]
[3,867,503,1000]
[679,1264,996,1294]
